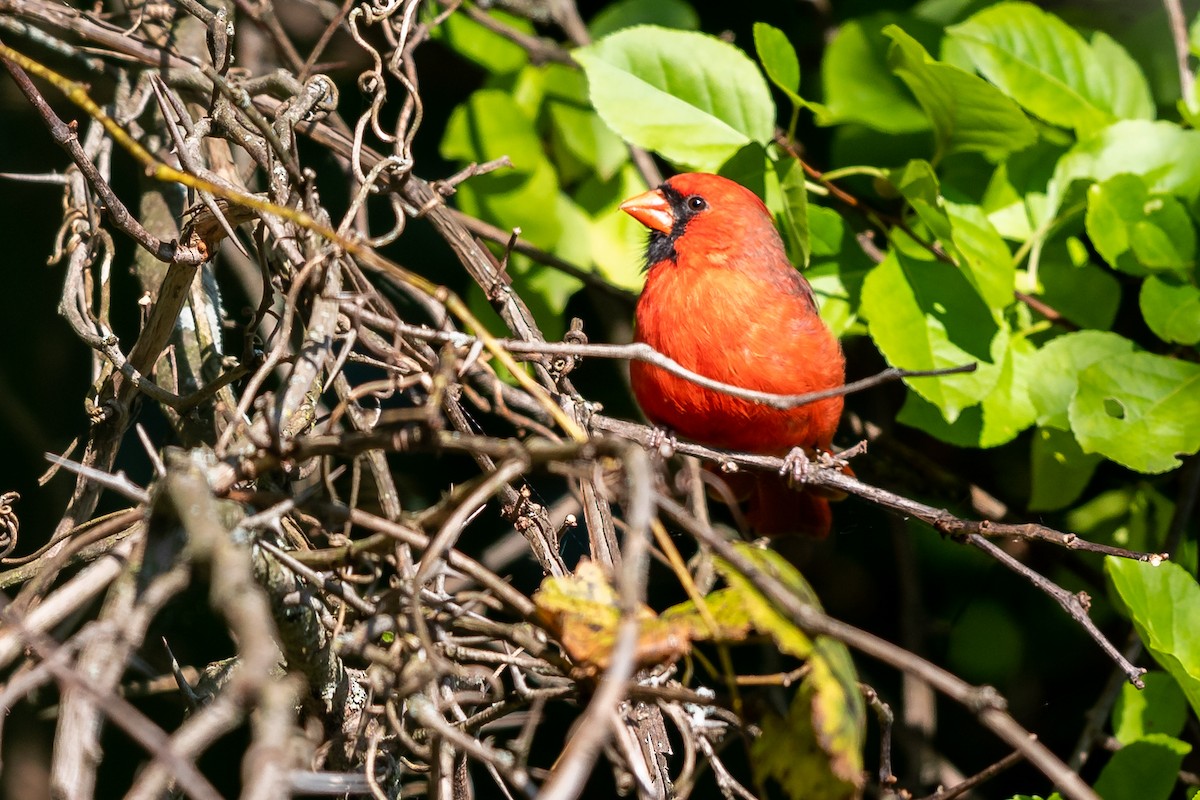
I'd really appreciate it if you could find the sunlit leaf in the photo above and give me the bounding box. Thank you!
[575,26,776,171]
[766,155,811,268]
[861,249,1004,422]
[1112,671,1188,744]
[1086,174,1197,274]
[542,64,629,183]
[1026,331,1136,430]
[884,25,1036,162]
[1093,734,1191,800]
[946,2,1153,134]
[820,14,934,133]
[1107,558,1200,719]
[1070,352,1200,473]
[1140,274,1200,345]
[754,22,803,107]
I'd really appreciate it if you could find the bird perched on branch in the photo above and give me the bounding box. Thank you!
[621,173,846,537]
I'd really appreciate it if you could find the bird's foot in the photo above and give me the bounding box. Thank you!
[780,447,814,486]
[817,449,849,471]
[832,439,868,466]
[647,427,678,459]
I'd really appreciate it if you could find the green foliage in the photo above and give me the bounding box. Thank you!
[1093,734,1191,800]
[431,3,1200,793]
[884,25,1036,162]
[574,26,775,171]
[1112,671,1188,744]
[753,22,802,109]
[1107,559,1200,720]
[944,1,1153,134]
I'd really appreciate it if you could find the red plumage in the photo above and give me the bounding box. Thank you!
[621,173,845,537]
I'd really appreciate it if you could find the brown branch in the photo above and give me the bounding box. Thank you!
[0,46,204,265]
[1163,0,1195,102]
[919,748,1025,800]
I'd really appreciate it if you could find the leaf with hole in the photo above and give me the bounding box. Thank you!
[1069,352,1200,473]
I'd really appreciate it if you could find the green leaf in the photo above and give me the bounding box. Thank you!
[542,64,629,183]
[1070,352,1200,473]
[574,164,648,291]
[575,26,776,171]
[1094,734,1191,800]
[1026,331,1136,430]
[434,9,532,74]
[883,25,1036,162]
[1141,274,1200,345]
[808,205,873,337]
[945,201,1015,310]
[716,545,865,800]
[441,90,563,248]
[588,0,699,39]
[976,332,1037,446]
[896,332,1034,447]
[946,2,1153,134]
[1112,671,1188,744]
[886,163,1015,315]
[754,22,802,107]
[1046,121,1200,230]
[820,14,933,133]
[1037,238,1121,331]
[888,159,955,246]
[980,140,1065,241]
[766,155,810,268]
[1086,174,1197,274]
[1028,427,1101,511]
[1107,557,1200,719]
[1068,485,1175,559]
[861,249,1003,421]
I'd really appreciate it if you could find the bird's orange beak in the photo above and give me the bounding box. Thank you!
[619,189,674,235]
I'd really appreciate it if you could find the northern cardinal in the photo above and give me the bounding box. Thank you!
[621,173,845,537]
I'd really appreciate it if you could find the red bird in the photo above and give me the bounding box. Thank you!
[621,173,846,537]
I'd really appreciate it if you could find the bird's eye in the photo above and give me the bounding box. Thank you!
[685,195,708,212]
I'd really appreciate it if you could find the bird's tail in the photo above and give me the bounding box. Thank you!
[714,470,846,539]
[746,474,833,538]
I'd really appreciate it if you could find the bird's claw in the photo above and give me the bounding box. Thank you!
[647,427,678,459]
[781,447,847,485]
[780,447,813,485]
[817,450,849,471]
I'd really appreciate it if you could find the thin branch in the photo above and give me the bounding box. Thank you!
[919,748,1025,800]
[0,47,205,265]
[343,302,978,410]
[967,535,1145,688]
[590,413,1164,563]
[1164,0,1195,102]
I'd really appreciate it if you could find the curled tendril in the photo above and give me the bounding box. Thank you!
[0,492,20,560]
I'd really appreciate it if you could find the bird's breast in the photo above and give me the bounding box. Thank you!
[632,263,845,453]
